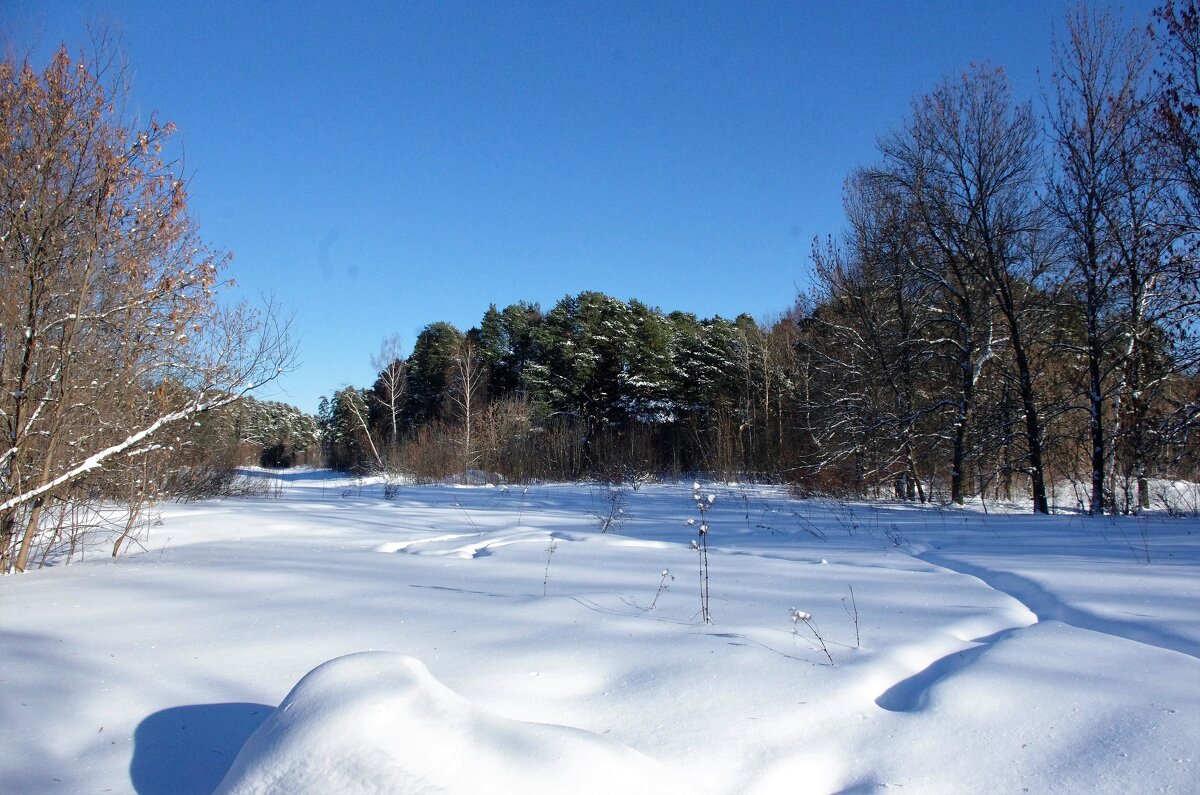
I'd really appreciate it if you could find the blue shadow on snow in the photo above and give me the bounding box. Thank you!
[131,702,272,794]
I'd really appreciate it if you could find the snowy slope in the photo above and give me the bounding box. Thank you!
[1,470,1197,793]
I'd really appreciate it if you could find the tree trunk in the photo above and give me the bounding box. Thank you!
[1007,317,1050,514]
[13,499,45,573]
[1088,345,1106,516]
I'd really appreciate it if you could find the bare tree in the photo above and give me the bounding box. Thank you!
[1154,0,1200,233]
[1147,0,1200,499]
[805,173,946,500]
[871,90,1008,506]
[0,44,293,572]
[1047,4,1160,514]
[370,334,407,463]
[878,65,1055,512]
[447,334,485,475]
[345,387,386,472]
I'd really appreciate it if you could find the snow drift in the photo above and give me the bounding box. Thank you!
[215,651,693,795]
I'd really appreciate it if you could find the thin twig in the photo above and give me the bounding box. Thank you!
[542,538,557,596]
[841,585,860,649]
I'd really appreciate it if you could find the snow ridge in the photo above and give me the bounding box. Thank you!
[916,549,1200,661]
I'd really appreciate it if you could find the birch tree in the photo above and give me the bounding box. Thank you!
[447,333,485,474]
[370,335,407,463]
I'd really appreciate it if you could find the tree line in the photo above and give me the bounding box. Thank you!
[321,296,804,482]
[323,4,1200,514]
[801,3,1200,513]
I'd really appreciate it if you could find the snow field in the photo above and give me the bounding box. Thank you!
[1,471,1197,793]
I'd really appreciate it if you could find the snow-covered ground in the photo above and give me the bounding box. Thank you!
[1,470,1197,793]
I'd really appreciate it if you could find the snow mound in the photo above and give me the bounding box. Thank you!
[215,652,689,795]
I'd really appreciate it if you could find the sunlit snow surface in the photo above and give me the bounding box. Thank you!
[1,470,1197,794]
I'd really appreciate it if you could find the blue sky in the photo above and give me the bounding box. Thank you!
[5,1,1159,413]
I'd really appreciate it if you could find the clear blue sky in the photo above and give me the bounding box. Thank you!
[5,1,1159,413]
